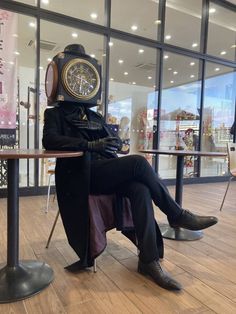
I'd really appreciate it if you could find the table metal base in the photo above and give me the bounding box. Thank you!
[0,260,54,303]
[160,224,203,241]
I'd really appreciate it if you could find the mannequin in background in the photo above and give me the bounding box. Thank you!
[118,116,130,154]
[43,44,218,291]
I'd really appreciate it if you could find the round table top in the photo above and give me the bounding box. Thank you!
[0,149,83,159]
[140,149,227,157]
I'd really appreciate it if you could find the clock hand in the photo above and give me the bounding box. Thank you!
[79,77,94,89]
[71,74,89,86]
[71,74,94,91]
[71,73,83,81]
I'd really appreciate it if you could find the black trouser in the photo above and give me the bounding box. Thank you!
[90,155,183,263]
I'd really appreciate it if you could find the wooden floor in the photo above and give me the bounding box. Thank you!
[0,181,236,313]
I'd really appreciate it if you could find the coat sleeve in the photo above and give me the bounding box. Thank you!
[105,124,123,151]
[42,108,88,151]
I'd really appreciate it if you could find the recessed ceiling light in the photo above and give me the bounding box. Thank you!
[72,32,78,38]
[164,55,169,59]
[90,13,98,20]
[173,71,178,75]
[42,0,49,4]
[192,43,198,48]
[47,58,52,62]
[170,80,174,84]
[148,76,152,80]
[132,82,136,85]
[110,78,114,81]
[109,42,113,47]
[165,35,171,40]
[139,49,144,54]
[14,51,20,55]
[102,53,106,57]
[118,59,124,64]
[154,20,161,25]
[124,72,128,75]
[231,44,236,48]
[168,67,172,71]
[190,75,195,78]
[131,25,138,31]
[209,8,216,14]
[90,54,95,58]
[12,34,18,37]
[39,66,43,70]
[190,62,195,66]
[29,22,36,28]
[153,85,156,88]
[215,67,220,71]
[220,51,226,55]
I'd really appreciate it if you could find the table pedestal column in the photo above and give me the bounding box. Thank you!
[0,159,54,303]
[161,155,203,241]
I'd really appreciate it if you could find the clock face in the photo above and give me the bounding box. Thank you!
[62,58,100,101]
[45,61,58,100]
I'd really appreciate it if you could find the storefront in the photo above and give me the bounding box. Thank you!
[0,0,235,195]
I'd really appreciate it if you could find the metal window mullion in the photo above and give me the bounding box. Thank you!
[34,6,40,188]
[103,0,111,120]
[233,69,236,143]
[154,49,164,173]
[158,0,166,43]
[200,0,209,54]
[197,59,206,177]
[211,0,236,11]
[0,0,37,16]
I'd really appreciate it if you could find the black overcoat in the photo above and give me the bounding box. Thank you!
[42,103,164,267]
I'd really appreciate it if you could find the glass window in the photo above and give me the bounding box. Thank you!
[159,53,201,178]
[108,38,159,161]
[165,0,202,51]
[39,19,105,186]
[40,0,105,25]
[207,3,236,62]
[111,0,160,40]
[201,62,236,177]
[0,10,36,187]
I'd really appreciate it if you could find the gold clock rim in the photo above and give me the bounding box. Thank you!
[62,58,100,100]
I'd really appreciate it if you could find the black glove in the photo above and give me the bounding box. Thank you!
[87,137,121,153]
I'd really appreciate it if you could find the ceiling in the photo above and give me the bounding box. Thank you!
[8,0,236,90]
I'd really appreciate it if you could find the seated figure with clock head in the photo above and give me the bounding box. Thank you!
[43,44,218,291]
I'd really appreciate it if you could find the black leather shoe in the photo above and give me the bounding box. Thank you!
[169,210,218,231]
[138,259,182,291]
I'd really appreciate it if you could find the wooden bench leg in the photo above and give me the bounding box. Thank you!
[45,209,60,248]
